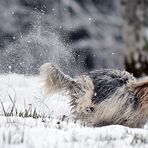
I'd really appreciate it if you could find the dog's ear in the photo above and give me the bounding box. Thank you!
[128,79,148,110]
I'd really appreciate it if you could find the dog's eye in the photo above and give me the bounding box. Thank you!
[71,81,75,84]
[85,107,94,113]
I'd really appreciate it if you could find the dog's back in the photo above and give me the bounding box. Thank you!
[87,69,135,104]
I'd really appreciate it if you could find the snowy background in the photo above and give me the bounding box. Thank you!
[0,0,148,148]
[0,0,123,76]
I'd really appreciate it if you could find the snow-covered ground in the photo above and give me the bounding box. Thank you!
[0,74,148,148]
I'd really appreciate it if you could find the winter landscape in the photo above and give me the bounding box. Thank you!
[0,0,148,148]
[0,74,148,148]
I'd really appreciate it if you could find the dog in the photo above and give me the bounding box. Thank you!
[40,63,148,128]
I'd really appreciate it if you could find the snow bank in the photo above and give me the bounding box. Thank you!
[0,74,148,148]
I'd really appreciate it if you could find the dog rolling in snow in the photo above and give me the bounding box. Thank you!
[40,63,148,128]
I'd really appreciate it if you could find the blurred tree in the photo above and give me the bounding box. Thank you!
[0,0,123,75]
[121,0,148,77]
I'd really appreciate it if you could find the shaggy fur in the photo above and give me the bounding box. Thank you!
[40,63,148,128]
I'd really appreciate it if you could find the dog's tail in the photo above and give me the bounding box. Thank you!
[39,63,74,94]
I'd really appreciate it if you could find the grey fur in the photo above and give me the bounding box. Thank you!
[40,63,148,128]
[87,69,135,104]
